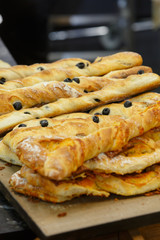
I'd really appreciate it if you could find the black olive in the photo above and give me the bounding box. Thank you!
[36,117,40,119]
[94,98,101,102]
[72,77,80,84]
[94,112,102,115]
[64,78,72,82]
[37,66,44,71]
[124,100,132,108]
[18,124,27,128]
[102,108,110,115]
[76,62,85,69]
[24,111,31,114]
[0,77,6,84]
[137,69,144,74]
[92,115,99,123]
[13,101,22,110]
[84,90,88,93]
[40,119,48,127]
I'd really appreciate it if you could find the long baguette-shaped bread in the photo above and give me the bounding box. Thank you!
[0,72,159,135]
[0,66,152,115]
[0,52,142,90]
[3,92,160,180]
[0,58,90,82]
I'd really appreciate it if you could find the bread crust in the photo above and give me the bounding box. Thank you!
[82,127,160,175]
[0,72,159,135]
[96,164,160,196]
[0,58,90,82]
[0,66,152,115]
[0,52,142,89]
[0,60,11,68]
[9,167,109,203]
[1,94,160,174]
[9,164,160,202]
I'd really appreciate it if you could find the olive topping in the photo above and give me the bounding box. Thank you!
[18,124,27,128]
[102,108,110,115]
[24,111,31,114]
[37,66,44,71]
[76,62,85,69]
[13,101,22,110]
[94,98,101,102]
[137,69,144,74]
[124,100,132,108]
[72,77,80,84]
[0,77,6,84]
[40,119,48,127]
[64,78,72,82]
[94,112,102,115]
[36,117,40,119]
[84,90,88,93]
[92,115,99,123]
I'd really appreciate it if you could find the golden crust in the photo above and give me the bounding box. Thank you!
[96,164,160,196]
[0,66,152,115]
[0,52,142,90]
[104,65,152,78]
[82,127,160,175]
[0,140,21,165]
[2,121,160,176]
[3,92,160,180]
[0,72,159,134]
[0,58,90,83]
[9,167,109,203]
[9,164,160,202]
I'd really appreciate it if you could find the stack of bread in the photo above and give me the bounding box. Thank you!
[1,52,160,202]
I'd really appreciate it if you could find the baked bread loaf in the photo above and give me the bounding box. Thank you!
[0,72,159,135]
[0,58,90,83]
[95,164,160,196]
[0,52,142,90]
[0,66,152,115]
[2,123,160,177]
[3,92,160,180]
[9,164,160,202]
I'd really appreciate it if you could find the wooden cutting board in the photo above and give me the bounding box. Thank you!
[0,159,160,240]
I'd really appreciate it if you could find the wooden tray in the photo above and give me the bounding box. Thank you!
[1,159,160,240]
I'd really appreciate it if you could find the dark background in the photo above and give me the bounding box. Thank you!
[0,0,160,74]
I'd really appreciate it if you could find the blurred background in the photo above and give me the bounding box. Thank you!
[0,0,160,74]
